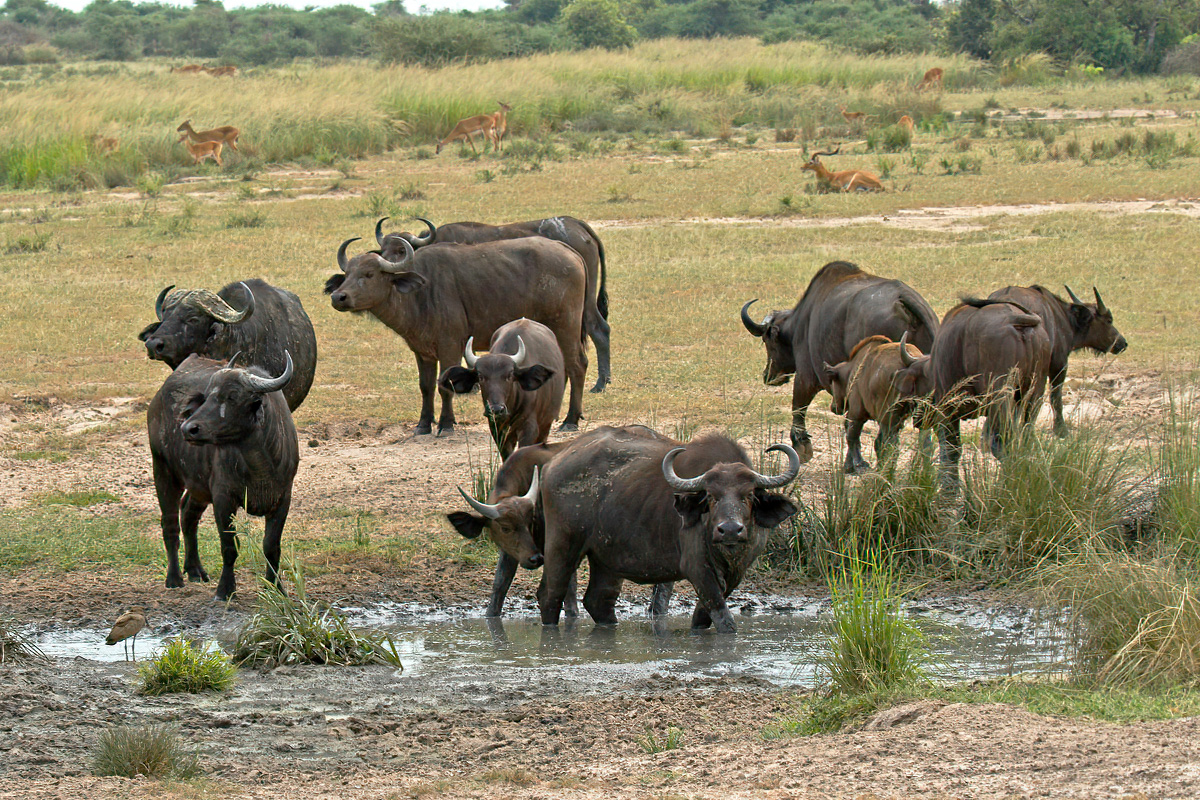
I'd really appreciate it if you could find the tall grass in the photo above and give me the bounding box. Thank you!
[91,724,199,779]
[0,615,45,663]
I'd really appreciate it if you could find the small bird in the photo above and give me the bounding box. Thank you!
[106,607,147,662]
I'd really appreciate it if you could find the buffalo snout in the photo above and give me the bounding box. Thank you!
[526,553,544,569]
[181,419,204,441]
[330,291,349,309]
[1111,335,1128,354]
[485,402,509,419]
[715,521,746,541]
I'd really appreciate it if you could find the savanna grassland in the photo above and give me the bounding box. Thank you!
[6,40,1200,799]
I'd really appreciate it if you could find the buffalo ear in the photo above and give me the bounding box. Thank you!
[892,368,918,397]
[323,274,346,295]
[516,365,554,391]
[673,492,708,528]
[1070,302,1094,333]
[138,321,161,342]
[439,366,478,395]
[447,511,487,539]
[181,391,204,420]
[206,321,222,343]
[391,271,427,294]
[752,490,798,529]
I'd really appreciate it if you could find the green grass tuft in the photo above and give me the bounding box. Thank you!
[0,615,45,663]
[90,723,199,779]
[138,637,236,696]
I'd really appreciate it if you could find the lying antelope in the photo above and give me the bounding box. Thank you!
[179,134,223,166]
[171,64,207,74]
[204,65,238,77]
[177,119,240,152]
[436,102,509,155]
[917,67,943,91]
[801,147,884,192]
[92,133,119,154]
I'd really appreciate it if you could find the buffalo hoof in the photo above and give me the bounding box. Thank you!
[186,569,209,583]
[1053,423,1069,439]
[559,421,580,432]
[790,435,814,463]
[436,423,454,437]
[414,421,433,436]
[844,461,871,476]
[589,379,608,394]
[165,574,184,589]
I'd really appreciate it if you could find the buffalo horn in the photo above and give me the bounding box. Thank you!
[463,337,479,369]
[740,299,766,337]
[380,237,415,273]
[749,443,802,489]
[414,216,437,244]
[241,351,293,394]
[662,447,706,493]
[511,336,526,367]
[187,285,253,324]
[458,486,502,520]
[154,285,174,320]
[374,217,389,246]
[225,351,242,369]
[522,466,540,504]
[337,237,361,272]
[898,331,916,366]
[1093,286,1107,313]
[1064,285,1085,306]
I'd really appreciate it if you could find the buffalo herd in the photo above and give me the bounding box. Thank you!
[139,213,1126,631]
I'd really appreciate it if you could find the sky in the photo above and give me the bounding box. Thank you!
[46,0,506,12]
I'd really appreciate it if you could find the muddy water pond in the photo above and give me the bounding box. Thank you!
[31,597,1068,702]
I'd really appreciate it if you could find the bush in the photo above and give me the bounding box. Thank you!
[880,124,912,152]
[0,615,45,663]
[372,14,497,66]
[138,637,236,696]
[1162,41,1200,76]
[562,0,636,50]
[224,208,268,228]
[91,724,198,779]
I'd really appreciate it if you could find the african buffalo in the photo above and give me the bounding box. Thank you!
[376,216,611,392]
[740,261,939,461]
[893,299,1052,492]
[326,236,588,436]
[824,332,925,474]
[986,285,1127,436]
[438,319,564,458]
[537,426,800,633]
[148,352,299,601]
[138,279,317,412]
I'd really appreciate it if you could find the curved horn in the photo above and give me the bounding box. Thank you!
[414,216,437,244]
[510,336,526,367]
[155,285,174,320]
[338,237,361,272]
[185,286,253,324]
[813,146,840,158]
[225,351,241,369]
[457,486,502,520]
[1093,286,1107,312]
[521,466,540,503]
[898,331,916,366]
[463,337,479,369]
[374,217,389,246]
[662,447,706,493]
[241,351,293,394]
[749,443,801,489]
[740,299,766,337]
[380,237,414,274]
[1064,285,1084,306]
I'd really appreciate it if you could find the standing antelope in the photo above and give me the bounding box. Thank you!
[179,134,223,166]
[898,115,915,135]
[840,107,867,126]
[917,67,944,91]
[801,147,884,192]
[177,119,240,152]
[489,102,512,152]
[436,102,509,155]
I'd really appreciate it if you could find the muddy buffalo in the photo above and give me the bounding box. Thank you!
[824,332,925,474]
[326,236,588,436]
[148,352,299,601]
[138,279,317,412]
[986,285,1127,436]
[439,319,564,458]
[536,426,800,633]
[376,216,612,392]
[741,261,938,462]
[893,299,1052,491]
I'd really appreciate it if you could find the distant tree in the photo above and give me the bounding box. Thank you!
[562,0,636,49]
[943,0,995,59]
[677,0,760,38]
[373,13,497,65]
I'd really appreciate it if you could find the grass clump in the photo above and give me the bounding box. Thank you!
[224,208,269,228]
[638,725,684,753]
[0,615,45,663]
[138,637,236,696]
[233,569,403,668]
[90,723,199,779]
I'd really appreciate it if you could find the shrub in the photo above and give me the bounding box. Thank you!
[91,724,198,779]
[562,0,636,50]
[1162,41,1200,76]
[880,124,911,152]
[372,14,497,67]
[224,208,268,228]
[138,637,236,696]
[638,725,684,753]
[0,615,45,663]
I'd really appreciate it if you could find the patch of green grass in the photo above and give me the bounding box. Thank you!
[3,230,50,254]
[0,505,160,573]
[224,208,268,228]
[90,724,199,779]
[10,450,69,463]
[33,489,120,507]
[638,725,684,753]
[138,637,236,696]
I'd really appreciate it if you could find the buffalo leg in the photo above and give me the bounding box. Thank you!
[180,493,209,583]
[875,415,903,471]
[538,533,581,626]
[415,355,437,436]
[582,560,623,625]
[689,570,736,633]
[587,312,611,393]
[435,346,459,435]
[560,347,588,432]
[650,582,674,616]
[153,456,186,589]
[485,552,519,617]
[790,380,819,462]
[565,572,580,617]
[262,492,289,593]
[844,416,870,474]
[1049,365,1068,437]
[936,419,962,495]
[212,500,240,601]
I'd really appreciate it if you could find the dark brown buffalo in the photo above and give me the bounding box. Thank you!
[893,299,1052,491]
[537,426,800,633]
[138,279,318,412]
[148,352,298,601]
[376,216,611,392]
[326,236,588,436]
[824,333,925,474]
[740,261,938,462]
[438,318,564,458]
[986,285,1127,436]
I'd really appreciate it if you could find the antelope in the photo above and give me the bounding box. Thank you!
[92,133,119,154]
[489,102,512,152]
[898,115,915,135]
[177,119,240,152]
[171,64,207,74]
[435,102,508,155]
[204,65,238,77]
[106,606,147,661]
[801,147,885,192]
[917,67,944,91]
[840,106,867,125]
[179,134,223,166]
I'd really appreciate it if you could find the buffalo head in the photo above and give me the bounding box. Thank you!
[139,282,255,368]
[325,237,428,312]
[892,332,934,399]
[447,468,543,569]
[1064,285,1128,356]
[179,351,293,445]
[439,336,554,420]
[664,444,800,546]
[375,217,437,261]
[740,299,796,386]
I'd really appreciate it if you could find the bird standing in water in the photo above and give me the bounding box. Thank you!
[106,607,147,661]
